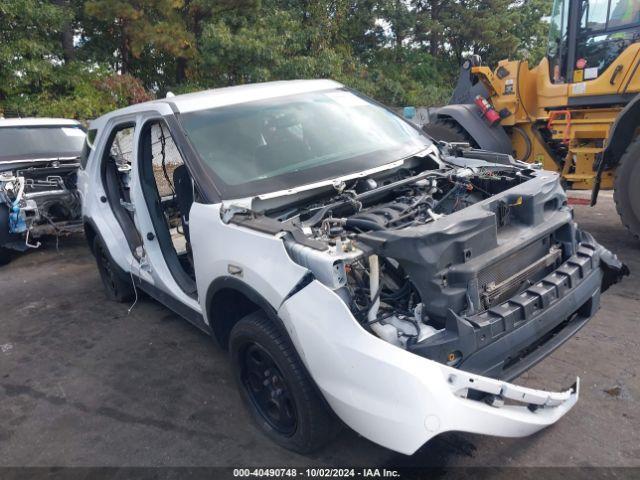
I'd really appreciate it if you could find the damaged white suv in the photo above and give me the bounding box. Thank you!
[79,80,628,454]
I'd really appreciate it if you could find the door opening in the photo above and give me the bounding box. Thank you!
[101,123,143,258]
[139,119,198,296]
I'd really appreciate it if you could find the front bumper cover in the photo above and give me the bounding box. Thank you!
[279,280,584,455]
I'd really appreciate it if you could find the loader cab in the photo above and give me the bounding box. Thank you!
[548,0,640,84]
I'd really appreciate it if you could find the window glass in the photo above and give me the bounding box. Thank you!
[0,126,85,160]
[609,0,640,28]
[548,0,570,83]
[179,88,431,198]
[581,0,610,31]
[576,28,640,74]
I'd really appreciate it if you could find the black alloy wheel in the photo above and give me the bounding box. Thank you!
[241,342,297,435]
[229,311,339,453]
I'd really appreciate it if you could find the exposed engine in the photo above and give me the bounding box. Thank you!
[228,146,548,350]
[224,141,628,378]
[0,161,82,249]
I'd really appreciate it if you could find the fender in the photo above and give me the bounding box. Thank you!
[205,275,283,348]
[431,104,513,154]
[591,92,640,205]
[602,92,640,168]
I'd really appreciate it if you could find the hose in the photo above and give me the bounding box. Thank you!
[344,218,384,231]
[367,255,401,346]
[512,126,533,162]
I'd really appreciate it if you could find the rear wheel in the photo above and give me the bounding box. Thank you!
[614,137,640,240]
[229,311,339,453]
[93,237,135,302]
[0,247,12,266]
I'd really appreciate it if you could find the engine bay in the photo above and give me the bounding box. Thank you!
[227,146,583,366]
[0,160,82,250]
[222,139,626,380]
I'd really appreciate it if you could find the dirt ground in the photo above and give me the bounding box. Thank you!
[0,192,638,469]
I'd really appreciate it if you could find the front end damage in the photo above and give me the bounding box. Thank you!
[0,158,83,252]
[279,280,580,454]
[224,144,627,454]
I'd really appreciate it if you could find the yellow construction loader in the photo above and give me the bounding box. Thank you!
[423,0,640,238]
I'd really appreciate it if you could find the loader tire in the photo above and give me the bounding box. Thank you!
[614,138,640,240]
[422,119,477,147]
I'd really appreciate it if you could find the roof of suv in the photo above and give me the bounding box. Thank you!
[0,118,81,127]
[90,79,344,129]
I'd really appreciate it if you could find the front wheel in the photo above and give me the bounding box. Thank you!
[229,311,339,453]
[614,137,640,240]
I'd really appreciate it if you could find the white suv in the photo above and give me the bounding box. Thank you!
[79,80,627,454]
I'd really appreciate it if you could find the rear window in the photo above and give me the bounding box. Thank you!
[0,125,86,160]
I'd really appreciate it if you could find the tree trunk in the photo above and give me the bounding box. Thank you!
[120,24,131,74]
[176,57,187,84]
[52,0,75,62]
[429,2,441,57]
[61,29,75,62]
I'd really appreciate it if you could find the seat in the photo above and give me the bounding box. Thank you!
[172,165,194,244]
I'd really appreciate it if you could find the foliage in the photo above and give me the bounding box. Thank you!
[2,64,155,119]
[0,0,553,118]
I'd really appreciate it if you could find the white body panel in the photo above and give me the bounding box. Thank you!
[189,203,309,321]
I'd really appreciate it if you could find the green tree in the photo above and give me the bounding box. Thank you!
[83,0,195,83]
[0,0,68,106]
[514,0,553,64]
[1,0,556,115]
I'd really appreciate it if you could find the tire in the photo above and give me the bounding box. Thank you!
[0,247,12,266]
[0,205,13,266]
[93,236,135,302]
[422,118,477,146]
[229,311,339,453]
[614,137,640,240]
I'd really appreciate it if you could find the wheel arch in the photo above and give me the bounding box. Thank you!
[603,92,640,168]
[428,104,513,154]
[205,276,284,350]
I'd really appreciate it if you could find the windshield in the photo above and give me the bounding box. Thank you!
[178,88,432,199]
[576,0,640,77]
[0,125,85,161]
[548,0,570,83]
[548,0,640,83]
